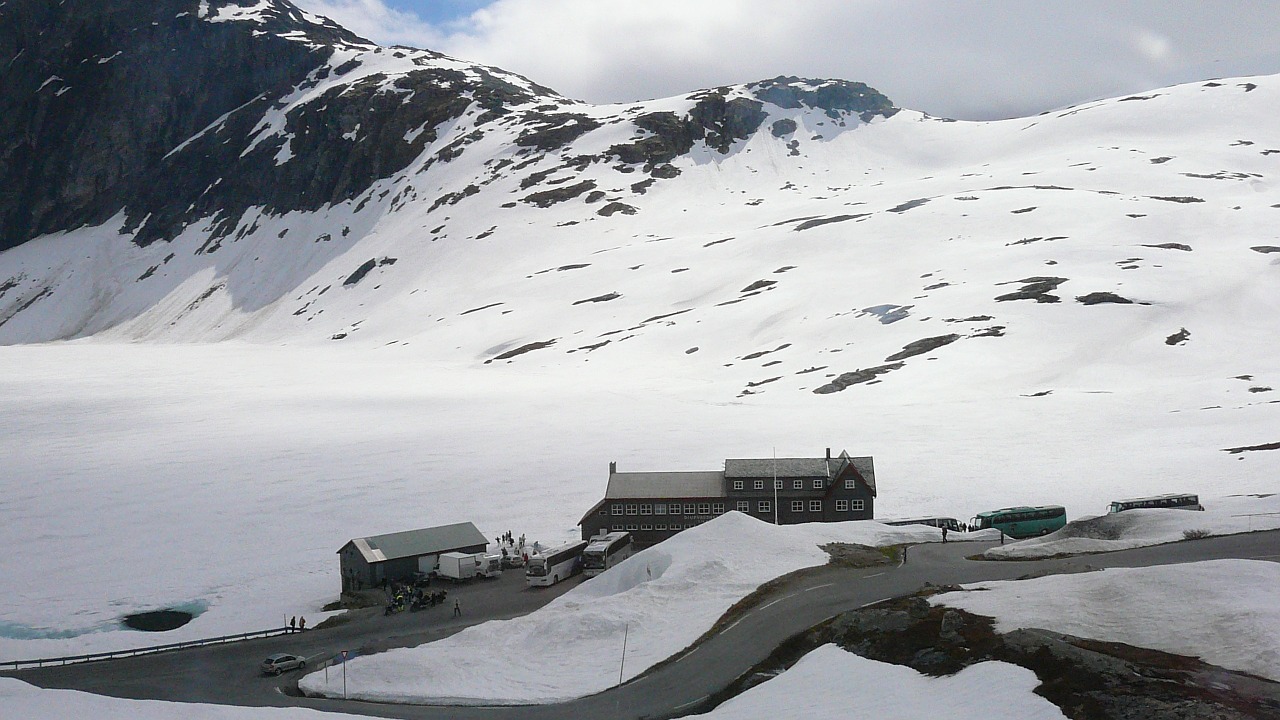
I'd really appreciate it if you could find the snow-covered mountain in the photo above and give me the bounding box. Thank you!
[5,0,1275,404]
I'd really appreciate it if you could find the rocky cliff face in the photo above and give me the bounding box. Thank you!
[0,0,898,252]
[0,0,360,249]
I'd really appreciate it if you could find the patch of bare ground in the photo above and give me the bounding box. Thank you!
[708,590,1280,718]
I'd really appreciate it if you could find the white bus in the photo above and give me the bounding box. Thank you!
[1108,493,1203,514]
[881,517,960,532]
[525,540,588,587]
[581,532,634,577]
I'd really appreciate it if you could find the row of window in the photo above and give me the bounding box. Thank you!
[608,499,867,520]
[731,478,857,491]
[613,502,725,516]
[734,499,865,513]
[613,522,703,532]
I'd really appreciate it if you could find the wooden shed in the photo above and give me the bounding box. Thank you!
[338,521,488,591]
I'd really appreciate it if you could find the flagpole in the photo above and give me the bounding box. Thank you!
[773,447,779,525]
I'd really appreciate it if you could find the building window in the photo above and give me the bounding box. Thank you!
[813,478,824,489]
[810,500,823,512]
[684,503,696,515]
[613,504,624,515]
[836,500,849,512]
[733,480,743,490]
[774,479,783,490]
[754,480,765,490]
[600,508,607,516]
[626,504,638,515]
[657,523,667,530]
[791,500,804,512]
[655,503,667,515]
[641,523,653,531]
[698,503,711,515]
[612,525,624,532]
[712,503,725,514]
[845,477,856,489]
[851,499,864,511]
[759,500,771,513]
[626,524,638,531]
[736,501,750,512]
[640,504,652,515]
[793,479,803,489]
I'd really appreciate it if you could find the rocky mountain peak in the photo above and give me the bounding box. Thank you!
[0,0,562,249]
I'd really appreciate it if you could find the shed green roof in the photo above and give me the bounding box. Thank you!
[341,521,488,564]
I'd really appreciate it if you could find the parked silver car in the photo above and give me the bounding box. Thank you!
[260,652,306,675]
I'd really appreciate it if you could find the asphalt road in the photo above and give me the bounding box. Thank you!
[10,530,1280,719]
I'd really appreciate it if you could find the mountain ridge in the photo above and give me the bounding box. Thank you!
[1,0,1277,405]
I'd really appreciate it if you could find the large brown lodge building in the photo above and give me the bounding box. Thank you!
[579,449,876,547]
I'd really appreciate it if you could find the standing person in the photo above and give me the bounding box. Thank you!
[453,599,461,618]
[289,616,296,633]
[299,616,306,631]
[942,526,949,543]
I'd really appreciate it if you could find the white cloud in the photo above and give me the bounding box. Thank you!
[297,0,446,47]
[293,0,1280,119]
[1133,29,1174,66]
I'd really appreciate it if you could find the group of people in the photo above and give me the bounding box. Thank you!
[495,530,531,566]
[288,616,306,632]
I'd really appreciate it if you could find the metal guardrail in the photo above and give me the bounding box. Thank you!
[2,626,295,671]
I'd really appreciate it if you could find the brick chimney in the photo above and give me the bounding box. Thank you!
[825,447,831,460]
[609,461,617,474]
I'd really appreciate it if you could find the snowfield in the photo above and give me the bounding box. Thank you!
[985,493,1280,559]
[934,559,1280,682]
[299,512,939,703]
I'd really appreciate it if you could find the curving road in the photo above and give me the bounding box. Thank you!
[10,530,1280,719]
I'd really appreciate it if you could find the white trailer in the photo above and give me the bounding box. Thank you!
[436,552,480,581]
[436,552,503,581]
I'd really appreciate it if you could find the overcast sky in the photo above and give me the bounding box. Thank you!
[293,0,1280,120]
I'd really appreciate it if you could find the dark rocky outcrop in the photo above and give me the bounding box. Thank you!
[607,78,896,170]
[747,76,899,122]
[1076,292,1134,305]
[597,202,638,217]
[0,0,551,249]
[522,180,597,207]
[884,334,961,362]
[813,363,904,394]
[996,277,1068,303]
[711,593,1280,719]
[514,113,602,151]
[0,0,352,249]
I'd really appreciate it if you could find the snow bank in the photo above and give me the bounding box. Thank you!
[934,559,1280,681]
[984,494,1280,558]
[693,644,1066,719]
[298,512,940,704]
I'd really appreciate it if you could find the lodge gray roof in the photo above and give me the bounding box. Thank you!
[340,521,488,564]
[604,471,726,499]
[725,457,830,478]
[725,451,876,495]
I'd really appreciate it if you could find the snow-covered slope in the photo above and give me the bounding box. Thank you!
[4,16,1277,406]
